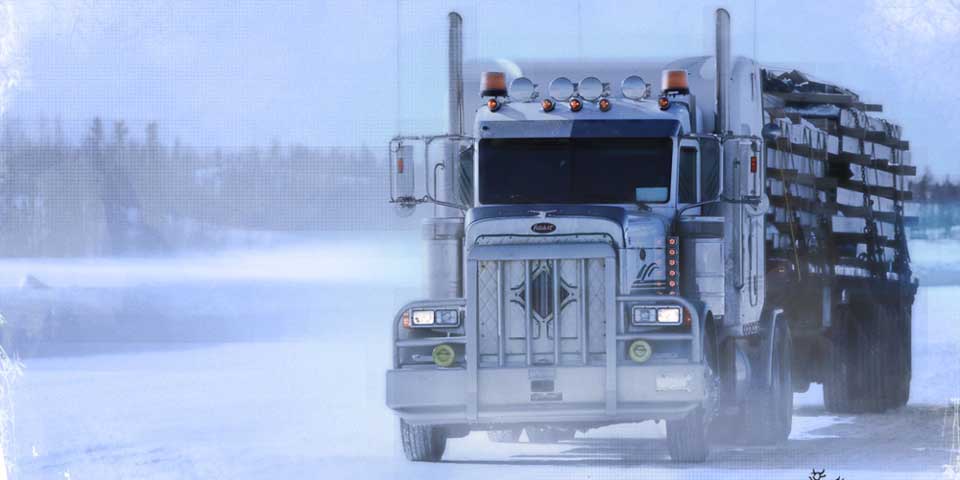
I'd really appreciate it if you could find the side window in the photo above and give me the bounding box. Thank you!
[678,145,699,204]
[699,139,720,201]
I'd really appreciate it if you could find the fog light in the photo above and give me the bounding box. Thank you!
[432,344,455,367]
[632,306,657,325]
[435,309,459,326]
[628,339,652,363]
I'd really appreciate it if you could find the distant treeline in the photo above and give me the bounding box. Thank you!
[0,118,411,257]
[909,170,960,237]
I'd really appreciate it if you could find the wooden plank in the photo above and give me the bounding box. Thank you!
[834,126,910,150]
[837,180,912,201]
[826,151,876,168]
[770,195,838,215]
[767,167,798,180]
[771,91,860,106]
[770,170,838,190]
[835,205,918,226]
[883,164,917,176]
[767,140,819,158]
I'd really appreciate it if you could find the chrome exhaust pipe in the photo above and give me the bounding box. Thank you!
[715,8,731,135]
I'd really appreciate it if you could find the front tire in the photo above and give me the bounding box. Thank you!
[666,320,717,463]
[400,419,447,462]
[743,319,793,444]
[666,407,710,462]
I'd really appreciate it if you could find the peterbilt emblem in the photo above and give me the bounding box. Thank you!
[531,222,557,234]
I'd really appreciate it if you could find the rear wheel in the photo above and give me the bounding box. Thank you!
[823,302,889,413]
[486,429,522,443]
[823,305,855,412]
[743,318,793,444]
[883,303,911,409]
[400,419,446,462]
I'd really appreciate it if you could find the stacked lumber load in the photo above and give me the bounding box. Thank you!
[761,69,916,280]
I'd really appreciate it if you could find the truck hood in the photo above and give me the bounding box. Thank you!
[465,205,670,249]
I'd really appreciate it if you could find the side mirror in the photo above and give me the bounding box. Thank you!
[761,123,784,143]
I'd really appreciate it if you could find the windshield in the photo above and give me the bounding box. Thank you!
[478,137,673,204]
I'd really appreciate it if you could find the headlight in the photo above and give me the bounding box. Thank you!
[631,306,682,325]
[412,310,435,326]
[409,309,461,328]
[657,307,681,324]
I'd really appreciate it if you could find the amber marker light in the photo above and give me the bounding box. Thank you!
[480,71,507,97]
[658,96,670,110]
[599,98,611,111]
[487,98,501,112]
[569,98,582,112]
[541,98,555,112]
[661,69,690,94]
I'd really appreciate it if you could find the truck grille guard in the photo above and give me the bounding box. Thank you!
[391,242,703,419]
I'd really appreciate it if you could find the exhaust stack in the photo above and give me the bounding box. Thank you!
[422,11,466,299]
[448,12,464,136]
[715,8,731,135]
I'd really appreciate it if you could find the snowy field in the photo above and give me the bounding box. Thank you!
[1,235,959,479]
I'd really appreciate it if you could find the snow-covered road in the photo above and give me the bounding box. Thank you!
[5,283,960,479]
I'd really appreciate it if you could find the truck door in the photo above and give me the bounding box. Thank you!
[739,140,766,315]
[724,138,766,325]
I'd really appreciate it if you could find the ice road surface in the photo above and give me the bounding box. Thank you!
[4,237,960,479]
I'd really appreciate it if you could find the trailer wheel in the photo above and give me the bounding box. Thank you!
[666,323,717,462]
[823,305,855,412]
[400,419,446,462]
[823,302,887,413]
[743,319,793,444]
[486,429,522,443]
[884,303,911,409]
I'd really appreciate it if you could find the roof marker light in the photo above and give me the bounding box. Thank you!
[599,98,611,112]
[487,98,501,112]
[541,98,555,112]
[661,69,690,94]
[658,96,670,110]
[569,98,582,112]
[481,71,507,97]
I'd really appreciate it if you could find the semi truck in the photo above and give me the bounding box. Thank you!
[385,9,917,462]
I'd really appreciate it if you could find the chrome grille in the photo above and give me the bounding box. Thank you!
[476,257,606,367]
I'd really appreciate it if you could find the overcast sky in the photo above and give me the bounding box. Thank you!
[5,0,959,175]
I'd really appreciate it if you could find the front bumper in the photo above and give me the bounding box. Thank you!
[386,363,705,426]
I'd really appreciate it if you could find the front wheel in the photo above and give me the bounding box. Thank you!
[400,419,446,462]
[743,319,793,444]
[666,407,710,462]
[666,321,717,463]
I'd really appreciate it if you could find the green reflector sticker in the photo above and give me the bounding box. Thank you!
[628,339,653,363]
[432,344,455,367]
